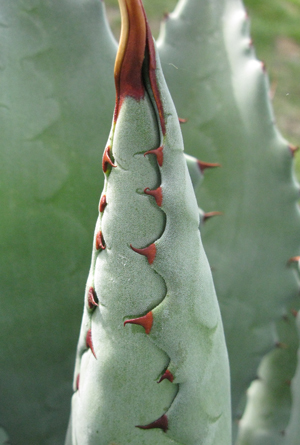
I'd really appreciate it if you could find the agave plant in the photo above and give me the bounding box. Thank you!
[157,1,300,441]
[0,1,116,443]
[65,0,231,443]
[1,0,299,444]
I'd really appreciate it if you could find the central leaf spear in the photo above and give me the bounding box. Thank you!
[65,0,231,443]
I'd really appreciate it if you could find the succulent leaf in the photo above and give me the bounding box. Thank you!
[0,1,116,442]
[284,310,300,444]
[157,0,300,433]
[236,302,299,445]
[2,0,299,442]
[66,1,231,444]
[236,258,300,444]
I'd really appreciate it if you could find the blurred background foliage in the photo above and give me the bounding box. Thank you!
[105,0,300,177]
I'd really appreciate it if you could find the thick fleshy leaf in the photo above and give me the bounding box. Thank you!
[0,1,116,443]
[66,1,231,444]
[236,259,300,444]
[158,0,300,432]
[236,301,299,444]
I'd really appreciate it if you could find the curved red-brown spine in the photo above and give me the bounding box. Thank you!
[136,414,168,433]
[102,146,116,173]
[124,311,153,335]
[99,195,107,213]
[198,160,221,173]
[88,287,99,309]
[144,187,163,207]
[95,231,106,251]
[179,117,187,124]
[144,145,164,167]
[203,211,223,222]
[130,243,156,264]
[158,369,174,383]
[86,329,97,358]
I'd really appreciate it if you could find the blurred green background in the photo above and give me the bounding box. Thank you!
[105,0,300,177]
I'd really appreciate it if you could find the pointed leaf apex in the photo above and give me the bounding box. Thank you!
[114,0,146,119]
